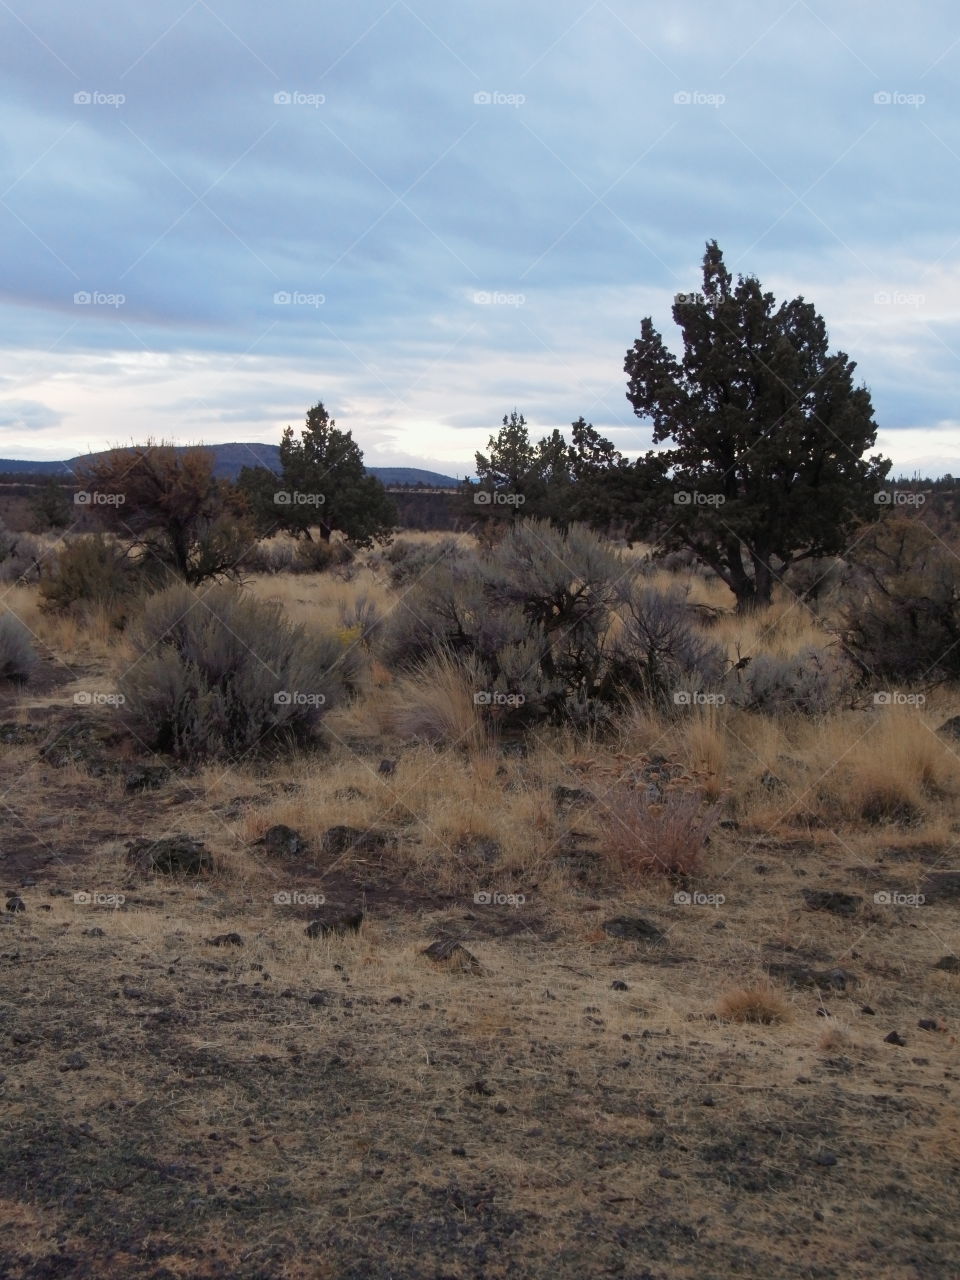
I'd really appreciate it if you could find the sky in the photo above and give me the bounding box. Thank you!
[1,0,959,477]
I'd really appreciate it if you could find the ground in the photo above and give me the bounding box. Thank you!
[0,554,959,1279]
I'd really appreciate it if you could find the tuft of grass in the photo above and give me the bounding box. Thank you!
[717,984,791,1024]
[593,783,721,882]
[389,650,489,749]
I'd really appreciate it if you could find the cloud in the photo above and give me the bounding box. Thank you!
[0,398,63,430]
[0,0,956,472]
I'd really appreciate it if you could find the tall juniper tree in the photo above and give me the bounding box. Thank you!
[623,241,890,611]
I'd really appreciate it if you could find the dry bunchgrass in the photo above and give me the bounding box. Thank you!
[717,983,792,1024]
[591,782,721,882]
[387,650,489,749]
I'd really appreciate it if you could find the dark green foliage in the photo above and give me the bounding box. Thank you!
[622,241,890,611]
[238,403,396,548]
[29,478,71,532]
[118,584,362,761]
[841,516,960,683]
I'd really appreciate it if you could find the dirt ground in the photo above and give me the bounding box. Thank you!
[1,671,959,1280]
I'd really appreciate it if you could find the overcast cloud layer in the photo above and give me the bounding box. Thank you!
[1,1,958,475]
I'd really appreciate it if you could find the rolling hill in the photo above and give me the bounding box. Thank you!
[0,444,462,487]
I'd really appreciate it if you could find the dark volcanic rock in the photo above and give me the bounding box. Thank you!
[305,911,364,939]
[320,826,391,856]
[206,932,244,948]
[256,824,307,857]
[602,915,665,944]
[934,955,960,972]
[936,715,960,741]
[765,962,857,991]
[126,836,211,876]
[920,870,960,903]
[125,764,171,793]
[421,935,483,974]
[801,889,862,917]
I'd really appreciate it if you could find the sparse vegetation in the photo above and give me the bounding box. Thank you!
[118,582,362,761]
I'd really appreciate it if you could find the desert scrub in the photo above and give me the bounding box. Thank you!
[0,611,36,682]
[38,534,144,620]
[118,583,362,761]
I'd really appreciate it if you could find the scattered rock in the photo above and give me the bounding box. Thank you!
[861,1005,876,1015]
[936,715,960,741]
[554,785,587,808]
[884,1031,907,1046]
[207,932,244,948]
[308,990,333,1006]
[602,916,665,944]
[126,836,211,876]
[377,758,397,776]
[5,893,25,913]
[765,962,857,991]
[801,889,862,917]
[62,1052,88,1071]
[760,770,783,790]
[455,835,501,866]
[918,1018,940,1031]
[83,927,105,938]
[255,825,307,858]
[814,1151,838,1167]
[611,980,629,991]
[421,935,483,974]
[320,826,390,857]
[124,764,170,793]
[719,818,740,830]
[0,722,42,745]
[934,955,960,972]
[919,870,960,903]
[304,911,364,939]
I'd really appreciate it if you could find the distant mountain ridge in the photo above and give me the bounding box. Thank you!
[0,444,462,487]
